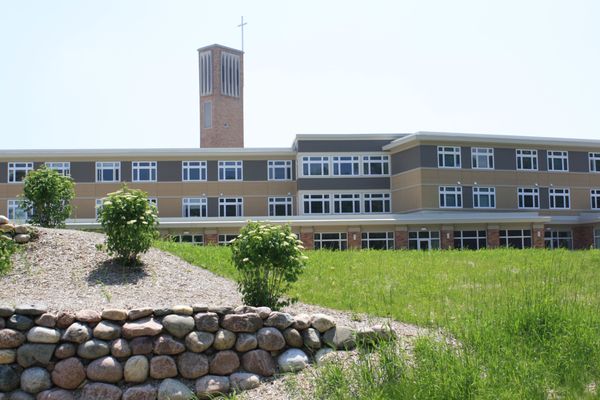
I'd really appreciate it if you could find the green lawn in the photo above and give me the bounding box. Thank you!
[155,241,600,399]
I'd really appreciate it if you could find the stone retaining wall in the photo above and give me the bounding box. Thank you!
[0,304,392,400]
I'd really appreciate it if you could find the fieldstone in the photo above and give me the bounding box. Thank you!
[234,305,258,314]
[6,390,34,400]
[208,306,234,315]
[355,324,395,343]
[162,315,195,338]
[77,339,110,359]
[192,304,208,313]
[292,314,311,330]
[314,347,335,364]
[235,333,257,352]
[153,308,173,317]
[55,312,75,329]
[37,389,75,400]
[209,350,240,375]
[153,334,185,355]
[0,364,19,392]
[185,331,214,353]
[0,307,13,318]
[111,338,132,358]
[0,215,8,224]
[322,326,356,350]
[241,349,276,377]
[257,327,286,351]
[33,314,56,328]
[123,384,157,400]
[177,352,209,379]
[195,375,230,398]
[0,329,25,348]
[157,378,193,400]
[221,313,263,333]
[283,328,303,348]
[194,312,219,332]
[7,315,33,331]
[150,355,177,379]
[122,317,162,339]
[0,224,14,233]
[26,327,60,344]
[101,308,128,321]
[61,323,91,344]
[128,308,154,321]
[14,234,30,244]
[80,383,122,400]
[20,367,51,394]
[213,329,236,350]
[14,225,29,234]
[264,312,294,330]
[130,337,153,355]
[51,357,86,389]
[256,307,272,319]
[278,348,309,372]
[54,343,76,359]
[86,356,123,383]
[17,344,55,367]
[14,304,46,317]
[124,355,149,383]
[302,328,322,350]
[0,349,16,364]
[75,309,101,324]
[229,372,260,392]
[93,321,121,340]
[311,313,336,333]
[172,305,193,315]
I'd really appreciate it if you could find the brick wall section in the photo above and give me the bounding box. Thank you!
[205,233,218,246]
[573,225,594,249]
[300,232,314,250]
[441,229,454,250]
[394,230,408,250]
[532,226,545,248]
[347,229,361,250]
[486,228,500,248]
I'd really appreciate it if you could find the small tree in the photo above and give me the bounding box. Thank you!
[231,222,307,310]
[97,186,159,266]
[0,235,16,274]
[21,166,75,228]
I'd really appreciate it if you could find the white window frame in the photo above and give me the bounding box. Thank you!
[361,232,394,250]
[203,101,212,129]
[218,161,243,181]
[439,186,463,208]
[590,153,600,172]
[268,160,292,181]
[182,161,207,182]
[473,187,496,209]
[302,194,331,214]
[549,188,570,209]
[544,230,572,249]
[132,161,157,182]
[592,189,600,210]
[517,187,540,209]
[595,228,600,249]
[500,229,532,249]
[332,156,360,176]
[7,199,29,221]
[182,197,207,218]
[301,156,330,177]
[363,193,391,213]
[268,197,293,216]
[437,146,461,168]
[95,199,104,219]
[362,155,390,176]
[218,234,238,246]
[96,162,121,183]
[471,148,494,169]
[547,151,569,172]
[333,193,361,214]
[454,230,487,250]
[516,149,538,171]
[8,162,33,183]
[45,162,71,176]
[314,233,348,250]
[408,231,441,250]
[219,197,243,217]
[175,234,204,245]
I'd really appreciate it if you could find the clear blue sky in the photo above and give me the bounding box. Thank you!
[1,0,599,149]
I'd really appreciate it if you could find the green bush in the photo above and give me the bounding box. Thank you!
[21,166,75,227]
[231,222,306,309]
[0,236,16,275]
[97,186,159,266]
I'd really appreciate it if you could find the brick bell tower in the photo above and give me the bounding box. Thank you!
[198,44,244,148]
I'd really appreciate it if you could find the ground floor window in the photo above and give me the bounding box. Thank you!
[500,229,532,249]
[218,234,238,246]
[173,234,204,245]
[454,230,487,250]
[361,232,394,250]
[544,230,572,249]
[314,233,347,250]
[7,199,29,222]
[594,228,600,249]
[408,231,440,250]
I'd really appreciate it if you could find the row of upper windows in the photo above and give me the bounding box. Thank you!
[438,186,600,210]
[300,155,389,177]
[438,147,600,172]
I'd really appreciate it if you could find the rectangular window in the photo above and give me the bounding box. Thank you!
[408,231,440,250]
[268,197,293,216]
[314,233,347,250]
[362,155,390,175]
[268,160,292,181]
[182,161,207,181]
[174,234,204,245]
[518,188,539,209]
[132,161,157,182]
[182,198,207,218]
[95,199,104,219]
[218,234,238,246]
[218,161,243,181]
[499,229,532,249]
[547,151,569,172]
[199,50,213,95]
[471,148,494,169]
[454,230,487,250]
[302,156,329,176]
[549,188,570,209]
[148,198,158,208]
[595,229,600,249]
[363,193,391,213]
[439,186,463,208]
[302,194,330,214]
[203,102,212,129]
[221,52,241,97]
[96,162,121,182]
[544,230,572,249]
[7,199,29,222]
[219,197,243,217]
[8,162,33,183]
[516,149,538,171]
[45,162,71,176]
[332,156,359,176]
[592,189,600,210]
[590,153,600,172]
[473,187,496,208]
[361,232,394,250]
[333,194,361,214]
[437,146,461,168]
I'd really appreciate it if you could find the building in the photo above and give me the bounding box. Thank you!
[1,44,599,250]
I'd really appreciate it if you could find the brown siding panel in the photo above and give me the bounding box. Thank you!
[461,147,471,169]
[158,161,181,182]
[297,139,395,152]
[539,187,549,209]
[243,160,267,181]
[207,161,218,181]
[391,146,421,174]
[70,162,95,183]
[463,186,473,208]
[538,150,547,171]
[420,145,438,168]
[121,162,132,182]
[207,197,219,217]
[0,162,6,183]
[495,148,516,170]
[297,177,389,191]
[569,151,589,172]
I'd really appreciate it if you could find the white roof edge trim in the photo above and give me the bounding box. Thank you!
[292,133,408,149]
[0,147,296,158]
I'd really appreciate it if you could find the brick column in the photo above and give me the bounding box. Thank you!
[573,225,594,249]
[532,224,545,248]
[441,226,454,250]
[205,230,218,246]
[394,226,408,250]
[300,227,314,250]
[347,227,361,250]
[487,225,500,249]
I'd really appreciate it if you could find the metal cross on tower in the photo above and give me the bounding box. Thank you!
[237,16,247,51]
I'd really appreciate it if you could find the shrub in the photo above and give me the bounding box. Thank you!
[0,236,16,274]
[97,186,159,266]
[231,222,307,309]
[21,166,75,227]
